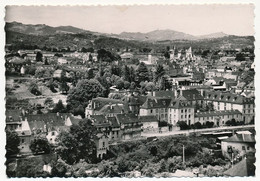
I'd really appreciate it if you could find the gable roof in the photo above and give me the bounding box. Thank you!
[195,110,242,117]
[6,109,24,123]
[27,113,69,132]
[90,97,124,111]
[204,91,254,104]
[224,157,255,176]
[97,103,127,114]
[169,99,193,109]
[222,134,255,143]
[181,89,204,101]
[139,115,158,123]
[140,97,171,109]
[115,114,140,124]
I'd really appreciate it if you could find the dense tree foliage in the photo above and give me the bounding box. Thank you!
[30,136,52,154]
[136,62,150,84]
[55,119,98,165]
[6,130,20,157]
[67,79,106,109]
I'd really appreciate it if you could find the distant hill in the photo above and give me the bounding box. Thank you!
[197,32,228,39]
[117,30,229,41]
[5,21,87,35]
[118,29,196,41]
[5,22,254,51]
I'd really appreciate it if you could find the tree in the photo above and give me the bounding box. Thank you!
[115,79,124,90]
[6,130,20,157]
[136,62,150,84]
[122,65,130,82]
[177,121,190,130]
[205,121,214,128]
[67,79,106,109]
[36,51,43,62]
[153,65,165,83]
[52,100,66,113]
[28,81,41,96]
[73,105,85,118]
[194,122,202,129]
[60,81,69,94]
[145,82,155,92]
[50,159,67,177]
[235,53,245,61]
[44,97,54,109]
[55,119,98,165]
[30,136,51,154]
[124,81,131,89]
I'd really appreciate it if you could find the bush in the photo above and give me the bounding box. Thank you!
[177,121,190,130]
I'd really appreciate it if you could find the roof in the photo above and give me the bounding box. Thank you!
[181,89,204,101]
[8,56,26,64]
[27,113,69,132]
[140,97,172,109]
[90,97,124,111]
[97,103,127,114]
[169,99,193,109]
[171,169,196,177]
[6,109,24,123]
[152,91,175,98]
[195,110,242,117]
[115,114,140,124]
[120,52,133,59]
[204,91,254,104]
[107,117,120,128]
[139,115,158,123]
[91,115,110,128]
[222,134,255,143]
[224,157,255,176]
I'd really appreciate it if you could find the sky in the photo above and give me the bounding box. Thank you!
[5,5,255,36]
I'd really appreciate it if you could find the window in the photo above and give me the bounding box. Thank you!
[242,146,245,150]
[103,142,105,148]
[21,139,24,143]
[247,146,250,150]
[181,109,183,113]
[150,109,153,113]
[52,131,55,136]
[181,115,183,119]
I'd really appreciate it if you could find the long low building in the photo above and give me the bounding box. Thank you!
[195,110,242,126]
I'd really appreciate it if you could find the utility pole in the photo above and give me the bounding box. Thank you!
[183,144,185,164]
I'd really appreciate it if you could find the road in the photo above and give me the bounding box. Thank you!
[141,125,255,138]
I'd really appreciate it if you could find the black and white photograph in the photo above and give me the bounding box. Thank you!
[2,2,258,178]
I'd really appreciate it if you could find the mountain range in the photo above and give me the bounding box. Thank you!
[6,21,228,41]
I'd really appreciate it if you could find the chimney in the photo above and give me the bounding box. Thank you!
[174,89,178,97]
[180,89,183,96]
[57,112,60,116]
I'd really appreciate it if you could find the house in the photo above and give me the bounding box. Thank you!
[139,115,159,132]
[168,99,195,126]
[85,97,125,118]
[27,113,72,145]
[194,110,242,127]
[120,52,133,62]
[53,69,63,78]
[115,114,142,140]
[94,133,109,159]
[95,103,127,117]
[90,115,121,142]
[204,91,254,124]
[221,134,255,158]
[139,97,172,122]
[224,156,255,176]
[57,57,67,64]
[6,109,32,153]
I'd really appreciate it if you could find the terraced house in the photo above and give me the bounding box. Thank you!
[139,97,172,122]
[194,110,242,126]
[204,91,254,124]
